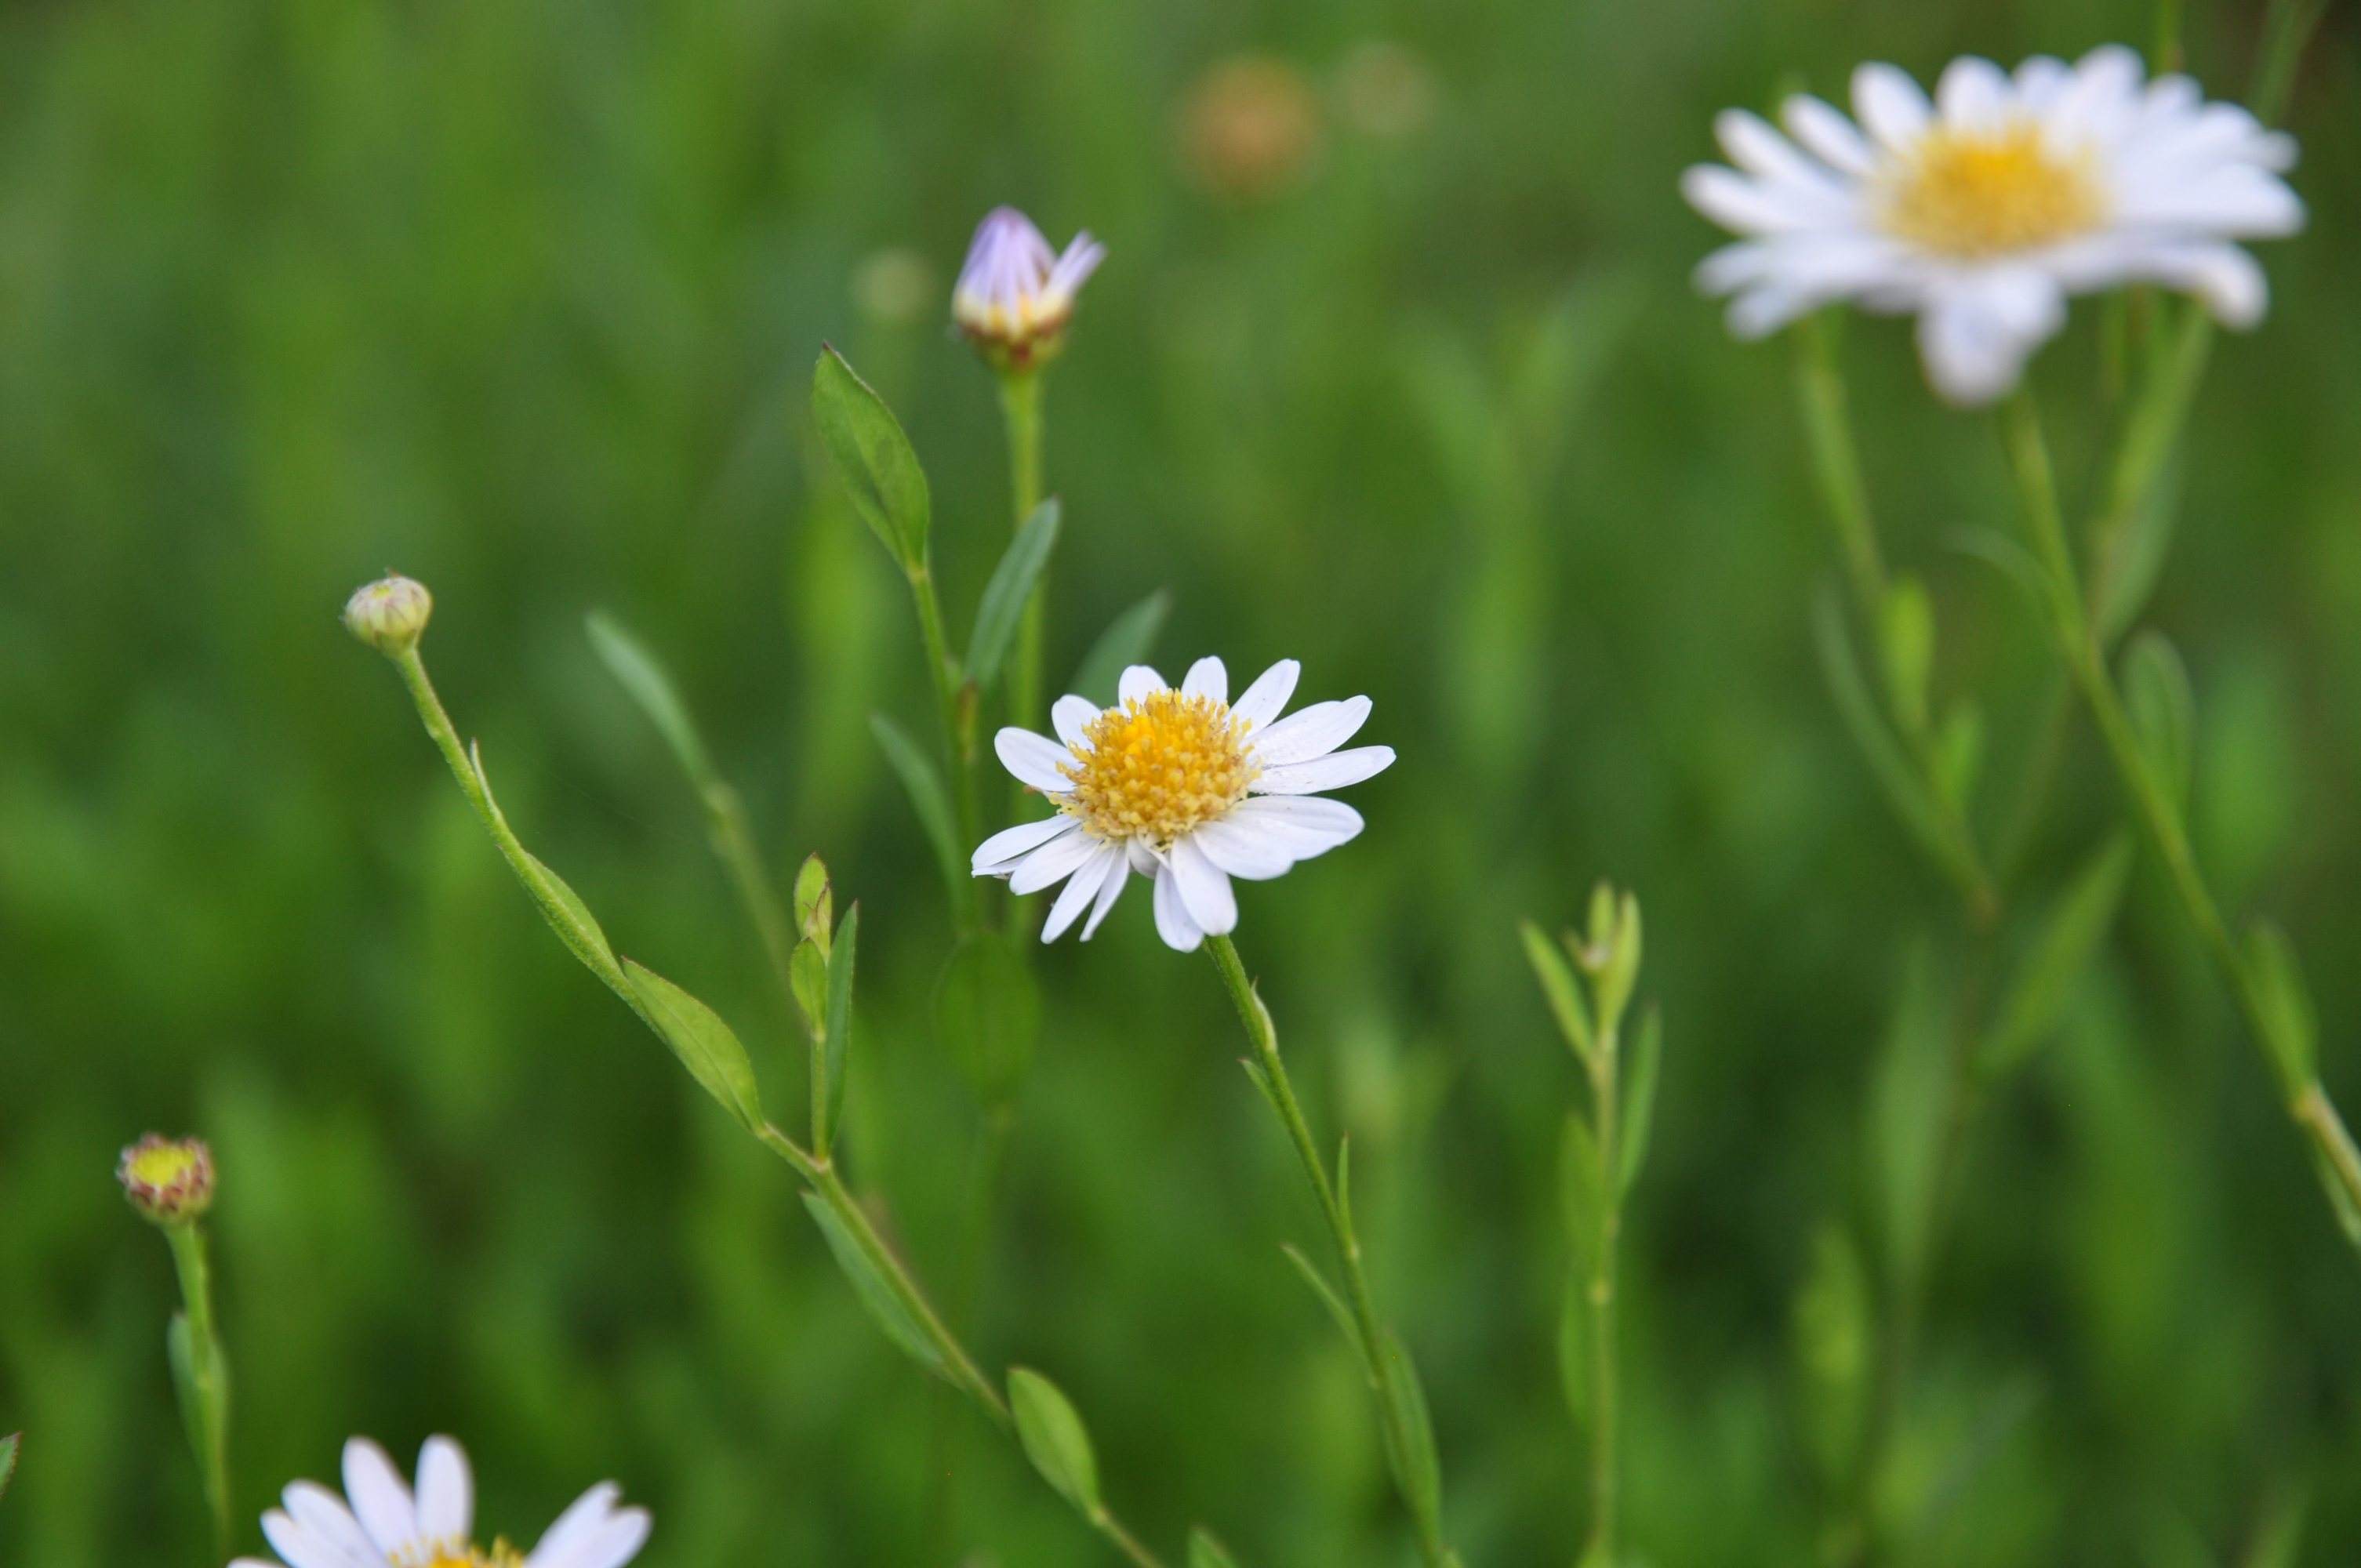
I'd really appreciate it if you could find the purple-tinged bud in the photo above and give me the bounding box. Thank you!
[118,1134,215,1225]
[952,207,1105,372]
[343,575,434,655]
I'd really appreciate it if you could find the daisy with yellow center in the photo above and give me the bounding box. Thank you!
[1682,47,2302,403]
[975,657,1393,950]
[233,1437,648,1568]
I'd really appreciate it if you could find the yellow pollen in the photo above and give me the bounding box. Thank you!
[1060,691,1257,847]
[1882,124,2102,256]
[409,1543,521,1568]
[126,1143,201,1189]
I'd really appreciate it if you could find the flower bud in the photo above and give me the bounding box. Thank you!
[953,207,1105,372]
[118,1134,215,1225]
[343,575,434,655]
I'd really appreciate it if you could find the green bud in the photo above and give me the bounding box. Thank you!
[118,1134,215,1225]
[342,575,433,655]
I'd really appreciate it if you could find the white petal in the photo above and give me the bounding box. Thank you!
[1192,815,1299,880]
[1715,108,1847,195]
[993,728,1074,793]
[1168,836,1239,936]
[1182,656,1228,704]
[1852,62,1931,153]
[282,1483,383,1568]
[1253,745,1396,794]
[1778,94,1875,176]
[1081,857,1131,939]
[972,815,1077,875]
[1152,860,1204,952]
[529,1485,623,1568]
[1681,165,1826,236]
[536,1509,651,1568]
[1914,272,2061,406]
[413,1438,471,1547]
[1050,695,1100,749]
[1230,795,1365,851]
[1232,659,1301,729]
[1125,840,1161,877]
[342,1439,419,1558]
[263,1511,373,1568]
[2014,56,2072,111]
[1041,845,1120,942]
[1009,826,1103,895]
[1117,665,1167,705]
[1250,696,1370,766]
[1936,56,2011,130]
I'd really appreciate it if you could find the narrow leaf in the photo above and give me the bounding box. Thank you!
[1189,1529,1244,1568]
[819,905,860,1156]
[967,499,1062,688]
[2247,920,2318,1091]
[1070,590,1172,706]
[587,611,716,788]
[1869,947,1946,1292]
[1281,1243,1368,1362]
[1812,588,1955,875]
[812,347,931,566]
[1791,1224,1872,1486]
[1008,1367,1102,1515]
[801,1193,946,1377]
[1978,834,2134,1080]
[790,938,827,1041]
[1619,1005,1662,1194]
[1560,1112,1603,1272]
[793,855,832,946]
[871,714,964,911]
[2123,630,2196,809]
[1879,575,1934,735]
[622,960,765,1134]
[1375,1330,1444,1527]
[0,1432,16,1503]
[2095,457,2182,644]
[467,742,623,990]
[1521,920,1595,1064]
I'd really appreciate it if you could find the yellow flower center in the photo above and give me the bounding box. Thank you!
[1882,124,2102,256]
[1060,691,1259,847]
[125,1142,202,1189]
[407,1542,521,1568]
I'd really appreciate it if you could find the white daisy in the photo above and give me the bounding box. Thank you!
[232,1436,648,1568]
[1682,46,2303,405]
[975,659,1394,952]
[953,205,1106,368]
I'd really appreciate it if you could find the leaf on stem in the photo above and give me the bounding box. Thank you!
[2094,459,2182,644]
[967,499,1062,688]
[1521,920,1595,1065]
[1791,1224,1872,1486]
[1619,1005,1662,1195]
[1879,575,1935,737]
[1071,590,1173,706]
[1189,1528,1244,1568]
[1008,1367,1102,1517]
[622,960,765,1134]
[936,930,1041,1108]
[2247,920,2318,1091]
[469,743,623,987]
[1560,1112,1604,1272]
[1812,588,1954,875]
[1281,1243,1367,1362]
[870,714,964,911]
[0,1432,16,1503]
[1375,1329,1444,1530]
[794,855,833,948]
[801,1193,948,1378]
[1869,947,1947,1294]
[812,347,931,568]
[2123,631,2196,809]
[1978,834,2134,1081]
[586,612,716,789]
[817,905,859,1156]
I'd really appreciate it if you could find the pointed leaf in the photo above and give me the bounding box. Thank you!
[1879,575,1934,736]
[1812,587,1954,876]
[812,347,931,566]
[793,855,832,947]
[818,905,860,1156]
[2123,630,2196,809]
[467,742,624,990]
[967,499,1062,688]
[1070,590,1172,706]
[1281,1243,1367,1363]
[2247,920,2318,1091]
[622,960,765,1134]
[790,938,827,1041]
[1979,834,2134,1080]
[1008,1367,1102,1515]
[2095,457,2183,644]
[1619,1005,1662,1194]
[801,1193,947,1377]
[1869,948,1946,1292]
[870,714,964,913]
[1189,1529,1244,1568]
[1522,920,1595,1065]
[587,612,716,788]
[1375,1330,1443,1527]
[0,1432,17,1503]
[1934,702,1984,810]
[1792,1225,1872,1486]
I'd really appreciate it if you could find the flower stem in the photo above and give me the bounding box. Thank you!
[906,557,984,931]
[2000,387,2361,1243]
[1000,368,1048,732]
[1582,1008,1621,1566]
[1205,935,1460,1568]
[165,1221,233,1561]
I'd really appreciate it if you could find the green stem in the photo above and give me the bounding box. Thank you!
[1584,1014,1621,1566]
[1000,369,1048,732]
[703,781,802,1016]
[1205,935,1460,1568]
[2000,389,2361,1241]
[907,558,983,931]
[166,1223,232,1560]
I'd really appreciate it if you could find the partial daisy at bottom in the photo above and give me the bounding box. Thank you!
[233,1436,648,1568]
[1682,45,2302,405]
[975,658,1393,952]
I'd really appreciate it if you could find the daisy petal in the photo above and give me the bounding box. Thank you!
[973,815,1077,875]
[1852,62,1931,152]
[1182,656,1228,704]
[1010,826,1103,895]
[534,1508,651,1568]
[1117,665,1167,705]
[1232,659,1301,729]
[282,1483,381,1568]
[1169,837,1239,936]
[1254,746,1396,794]
[1778,94,1875,176]
[1051,695,1100,749]
[1193,815,1299,880]
[263,1512,369,1568]
[1081,857,1131,939]
[529,1485,623,1567]
[343,1439,419,1558]
[993,728,1074,793]
[1152,861,1205,952]
[1042,845,1120,942]
[1250,696,1371,766]
[415,1437,471,1546]
[1230,795,1366,851]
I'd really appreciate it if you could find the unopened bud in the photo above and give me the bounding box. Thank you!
[343,575,434,655]
[118,1134,215,1225]
[953,207,1104,372]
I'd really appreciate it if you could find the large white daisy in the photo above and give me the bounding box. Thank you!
[1682,46,2302,404]
[975,659,1394,952]
[233,1436,648,1568]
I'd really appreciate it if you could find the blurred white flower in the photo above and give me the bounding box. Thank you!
[233,1436,648,1568]
[1683,46,2302,404]
[976,659,1393,952]
[953,206,1105,369]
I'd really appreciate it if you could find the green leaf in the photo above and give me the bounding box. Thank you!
[966,499,1062,688]
[812,347,931,567]
[1978,834,2134,1080]
[1070,590,1172,706]
[1869,947,1946,1293]
[2247,920,2318,1091]
[1934,702,1984,809]
[817,905,859,1156]
[1597,890,1644,1032]
[1521,920,1595,1064]
[1560,1111,1603,1272]
[586,611,714,788]
[2123,630,2196,809]
[0,1432,16,1503]
[1375,1330,1444,1529]
[1619,1005,1662,1195]
[801,1193,946,1377]
[1556,1270,1587,1430]
[468,742,625,990]
[790,938,828,1041]
[1879,575,1934,736]
[1949,527,2049,615]
[1812,588,1954,877]
[870,714,964,913]
[1008,1367,1102,1516]
[793,855,832,947]
[2095,456,2183,644]
[935,931,1042,1107]
[1189,1528,1244,1568]
[1791,1224,1872,1486]
[621,959,765,1134]
[1281,1243,1367,1362]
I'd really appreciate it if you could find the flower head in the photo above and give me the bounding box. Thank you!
[344,575,434,655]
[1682,47,2302,404]
[233,1436,648,1568]
[118,1134,215,1225]
[976,659,1393,951]
[953,207,1105,370]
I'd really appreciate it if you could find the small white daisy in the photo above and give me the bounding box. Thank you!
[1682,46,2303,404]
[975,659,1394,952]
[953,206,1106,368]
[232,1436,648,1568]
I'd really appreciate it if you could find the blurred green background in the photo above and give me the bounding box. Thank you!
[6,0,2361,1561]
